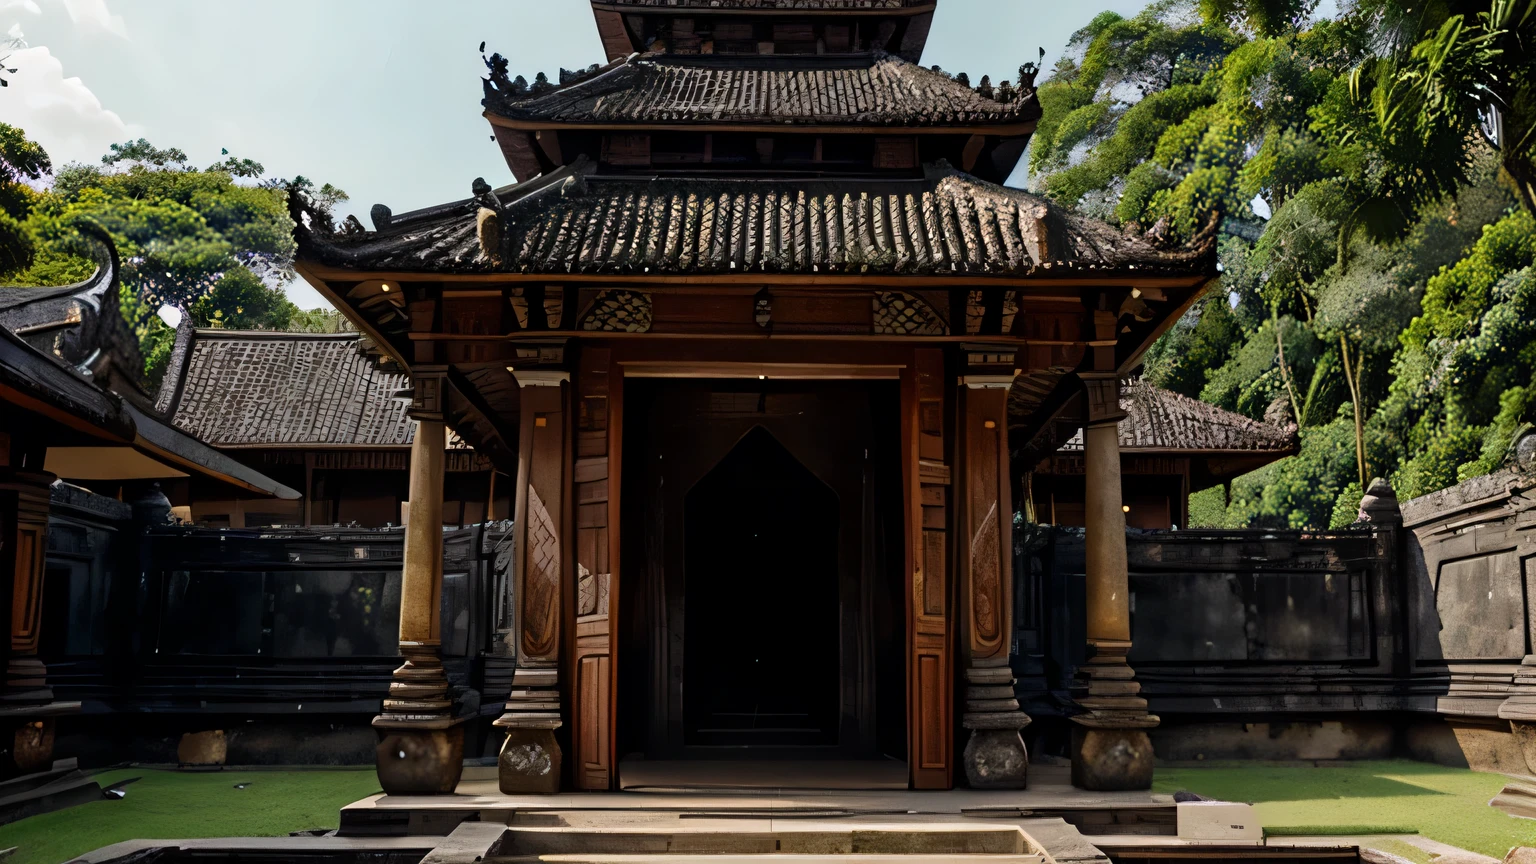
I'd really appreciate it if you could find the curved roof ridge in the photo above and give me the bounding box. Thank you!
[483,49,1034,127]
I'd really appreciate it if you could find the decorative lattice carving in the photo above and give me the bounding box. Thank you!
[872,291,946,335]
[521,486,561,660]
[580,290,652,332]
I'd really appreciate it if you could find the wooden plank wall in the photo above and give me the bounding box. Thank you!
[572,348,615,789]
[906,347,951,789]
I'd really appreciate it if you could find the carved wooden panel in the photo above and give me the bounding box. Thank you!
[571,347,616,790]
[906,348,951,789]
[963,386,1011,661]
[9,482,50,655]
[517,384,567,663]
[521,485,561,659]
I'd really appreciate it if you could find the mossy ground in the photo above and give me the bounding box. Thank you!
[0,767,381,864]
[1155,759,1536,859]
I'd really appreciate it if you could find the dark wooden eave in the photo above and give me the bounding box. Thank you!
[482,52,1037,133]
[294,161,1214,283]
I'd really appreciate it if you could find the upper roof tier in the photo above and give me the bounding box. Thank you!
[294,160,1215,282]
[483,52,1035,130]
[591,0,938,62]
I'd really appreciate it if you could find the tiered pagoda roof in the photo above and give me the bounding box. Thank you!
[484,52,1035,130]
[297,161,1213,280]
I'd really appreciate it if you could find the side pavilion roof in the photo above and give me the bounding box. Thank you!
[483,51,1036,131]
[295,161,1215,281]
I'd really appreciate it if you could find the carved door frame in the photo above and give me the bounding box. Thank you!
[567,345,953,789]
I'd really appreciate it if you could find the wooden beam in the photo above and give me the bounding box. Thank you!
[302,262,1208,291]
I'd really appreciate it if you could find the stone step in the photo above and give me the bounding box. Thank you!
[503,856,1048,864]
[501,825,1029,857]
[509,848,1050,854]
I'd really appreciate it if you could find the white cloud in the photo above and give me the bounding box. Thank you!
[50,0,125,39]
[0,0,42,18]
[1,45,137,166]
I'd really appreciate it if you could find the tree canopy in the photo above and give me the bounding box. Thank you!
[1,132,350,389]
[1031,0,1532,526]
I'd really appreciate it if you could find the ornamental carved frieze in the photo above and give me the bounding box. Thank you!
[872,291,946,336]
[579,290,652,333]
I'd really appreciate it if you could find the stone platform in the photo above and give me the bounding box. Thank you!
[71,765,1381,864]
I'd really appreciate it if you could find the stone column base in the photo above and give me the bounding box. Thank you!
[498,726,562,795]
[375,725,464,795]
[1071,725,1154,791]
[963,726,1029,789]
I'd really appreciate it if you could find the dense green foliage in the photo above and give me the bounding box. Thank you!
[0,132,348,389]
[1033,0,1533,526]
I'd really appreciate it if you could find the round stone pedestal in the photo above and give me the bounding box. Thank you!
[963,727,1029,789]
[376,726,464,794]
[1071,725,1154,791]
[499,727,562,794]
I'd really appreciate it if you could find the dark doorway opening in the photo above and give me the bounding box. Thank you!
[618,377,906,764]
[683,427,840,747]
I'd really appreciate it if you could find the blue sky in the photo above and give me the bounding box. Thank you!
[3,0,1153,307]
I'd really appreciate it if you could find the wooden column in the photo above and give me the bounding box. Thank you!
[1071,372,1158,791]
[956,372,1030,789]
[1,426,78,775]
[373,370,465,795]
[570,348,616,790]
[905,348,951,789]
[494,369,570,794]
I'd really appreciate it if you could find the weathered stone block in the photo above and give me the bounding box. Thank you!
[11,719,54,775]
[962,728,1028,789]
[177,730,227,766]
[499,727,561,795]
[1071,726,1154,791]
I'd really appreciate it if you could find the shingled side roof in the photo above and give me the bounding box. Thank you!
[296,161,1214,279]
[1058,381,1298,454]
[484,52,1034,128]
[158,330,418,449]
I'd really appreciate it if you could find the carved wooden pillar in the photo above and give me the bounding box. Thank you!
[494,369,570,794]
[374,369,465,795]
[1,425,78,776]
[1071,372,1158,791]
[905,348,951,789]
[957,368,1030,789]
[570,348,616,790]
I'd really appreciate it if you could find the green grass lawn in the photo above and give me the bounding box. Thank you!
[0,768,381,864]
[1156,759,1536,859]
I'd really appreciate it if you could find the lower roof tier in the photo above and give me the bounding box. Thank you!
[295,160,1215,281]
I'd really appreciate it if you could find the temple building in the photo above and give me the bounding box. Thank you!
[0,230,296,775]
[1030,381,1297,530]
[153,327,509,529]
[292,0,1218,794]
